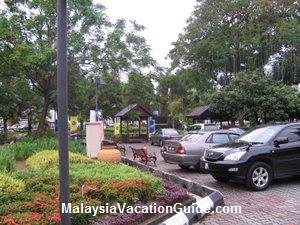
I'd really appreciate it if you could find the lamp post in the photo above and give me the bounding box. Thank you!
[57,0,70,224]
[94,76,106,121]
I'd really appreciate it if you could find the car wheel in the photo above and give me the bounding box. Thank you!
[212,174,229,182]
[159,140,163,147]
[246,162,272,191]
[178,164,190,170]
[150,139,154,145]
[195,162,209,173]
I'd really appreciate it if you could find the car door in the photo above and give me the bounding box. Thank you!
[271,125,300,176]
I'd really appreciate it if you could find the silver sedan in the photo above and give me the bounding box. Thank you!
[162,130,240,170]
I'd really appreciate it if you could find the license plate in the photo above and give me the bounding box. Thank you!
[168,147,175,151]
[204,163,209,170]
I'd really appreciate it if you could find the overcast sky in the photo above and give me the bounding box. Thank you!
[95,0,196,67]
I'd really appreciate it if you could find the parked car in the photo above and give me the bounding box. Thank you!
[200,123,300,191]
[228,127,247,135]
[187,123,219,133]
[162,130,240,170]
[150,128,182,146]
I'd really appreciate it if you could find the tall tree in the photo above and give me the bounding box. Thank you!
[169,0,299,86]
[1,0,155,133]
[124,72,155,110]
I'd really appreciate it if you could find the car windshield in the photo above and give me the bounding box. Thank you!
[181,134,203,142]
[237,126,283,144]
[164,129,179,135]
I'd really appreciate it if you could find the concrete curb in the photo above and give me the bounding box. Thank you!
[121,157,224,224]
[160,191,223,225]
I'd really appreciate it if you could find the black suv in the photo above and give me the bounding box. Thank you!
[200,123,300,191]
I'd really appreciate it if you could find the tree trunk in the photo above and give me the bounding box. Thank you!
[28,117,32,133]
[3,118,8,137]
[37,95,50,134]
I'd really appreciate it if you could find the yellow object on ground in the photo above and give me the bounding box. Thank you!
[98,148,121,163]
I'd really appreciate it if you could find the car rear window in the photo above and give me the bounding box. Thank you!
[164,129,179,135]
[204,124,219,130]
[181,134,203,142]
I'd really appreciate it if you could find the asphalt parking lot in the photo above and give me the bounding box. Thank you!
[124,144,300,225]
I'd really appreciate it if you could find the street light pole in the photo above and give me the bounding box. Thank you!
[57,0,71,224]
[95,77,99,121]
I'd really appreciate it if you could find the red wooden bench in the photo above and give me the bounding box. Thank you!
[129,146,157,166]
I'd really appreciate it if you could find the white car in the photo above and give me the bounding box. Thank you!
[187,123,219,133]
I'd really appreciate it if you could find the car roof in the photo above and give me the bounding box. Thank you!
[191,129,239,135]
[190,123,218,126]
[254,123,300,129]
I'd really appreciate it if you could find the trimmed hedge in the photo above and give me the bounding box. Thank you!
[0,172,25,195]
[26,150,95,170]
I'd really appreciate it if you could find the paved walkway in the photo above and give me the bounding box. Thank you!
[124,143,300,225]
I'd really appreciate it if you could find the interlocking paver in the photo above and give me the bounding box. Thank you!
[124,143,300,225]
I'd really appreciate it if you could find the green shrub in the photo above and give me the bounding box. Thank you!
[0,172,25,194]
[0,132,6,144]
[0,134,85,172]
[47,163,163,191]
[100,179,157,204]
[26,150,95,170]
[0,151,15,172]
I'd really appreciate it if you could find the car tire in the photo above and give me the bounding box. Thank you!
[212,174,229,182]
[195,162,209,173]
[178,164,190,170]
[246,162,272,191]
[159,140,163,147]
[150,139,154,145]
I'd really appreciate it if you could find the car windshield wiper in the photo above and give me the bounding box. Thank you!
[250,141,264,145]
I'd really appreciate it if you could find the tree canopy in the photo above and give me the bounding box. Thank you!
[169,0,299,86]
[209,70,300,126]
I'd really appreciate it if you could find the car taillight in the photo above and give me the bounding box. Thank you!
[177,146,186,154]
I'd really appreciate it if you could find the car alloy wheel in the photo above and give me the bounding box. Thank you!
[252,167,269,188]
[246,162,272,191]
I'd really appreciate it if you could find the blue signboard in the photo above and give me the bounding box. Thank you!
[149,119,156,133]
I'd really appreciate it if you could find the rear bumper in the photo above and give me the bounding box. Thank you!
[163,152,200,166]
[200,157,249,180]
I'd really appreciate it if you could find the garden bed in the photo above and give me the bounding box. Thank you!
[0,148,190,225]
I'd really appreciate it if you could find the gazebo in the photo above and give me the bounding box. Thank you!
[186,105,219,123]
[115,104,152,143]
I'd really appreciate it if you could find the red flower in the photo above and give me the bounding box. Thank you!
[30,212,41,221]
[47,212,61,221]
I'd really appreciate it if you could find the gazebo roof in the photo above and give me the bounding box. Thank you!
[115,103,152,118]
[187,105,210,117]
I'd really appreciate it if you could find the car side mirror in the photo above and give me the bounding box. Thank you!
[274,137,288,147]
